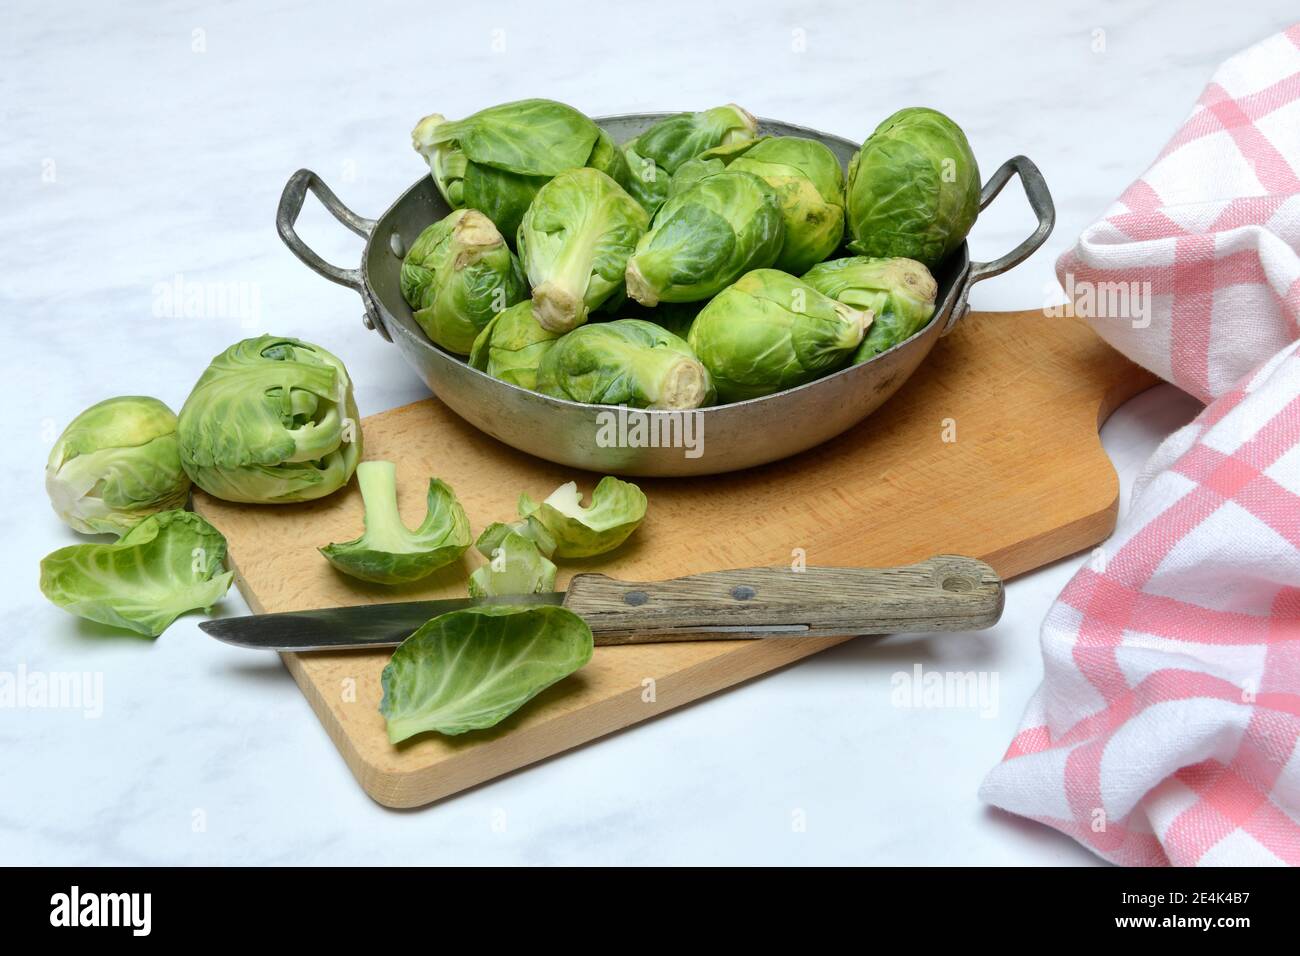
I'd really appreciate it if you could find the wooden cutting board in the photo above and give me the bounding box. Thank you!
[194,309,1155,808]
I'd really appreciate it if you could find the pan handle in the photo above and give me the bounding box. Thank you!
[276,169,390,341]
[943,155,1055,334]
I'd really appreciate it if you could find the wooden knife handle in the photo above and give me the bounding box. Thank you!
[564,555,1004,645]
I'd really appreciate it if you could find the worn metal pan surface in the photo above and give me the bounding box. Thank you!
[277,114,1054,476]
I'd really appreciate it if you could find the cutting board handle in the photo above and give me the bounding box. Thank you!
[564,555,1004,645]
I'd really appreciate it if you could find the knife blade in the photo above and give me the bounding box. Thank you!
[199,555,1003,652]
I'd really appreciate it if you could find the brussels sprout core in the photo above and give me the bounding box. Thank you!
[623,259,659,307]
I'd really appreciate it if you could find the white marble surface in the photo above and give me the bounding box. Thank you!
[3,0,1282,864]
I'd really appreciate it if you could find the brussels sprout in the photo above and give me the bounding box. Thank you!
[468,301,563,390]
[475,516,557,560]
[319,461,470,585]
[518,476,647,558]
[380,604,592,741]
[411,99,606,238]
[178,336,362,504]
[687,269,871,401]
[535,319,714,409]
[468,530,557,598]
[40,510,233,637]
[621,104,758,214]
[619,300,704,340]
[45,396,191,536]
[400,209,526,355]
[844,107,981,269]
[517,168,649,333]
[801,256,938,361]
[624,170,783,306]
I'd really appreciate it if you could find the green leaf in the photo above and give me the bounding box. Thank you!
[801,256,938,361]
[517,476,647,558]
[380,604,592,740]
[39,510,233,637]
[320,461,471,585]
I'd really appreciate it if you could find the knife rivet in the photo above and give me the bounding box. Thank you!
[623,590,649,606]
[730,585,756,601]
[942,576,974,593]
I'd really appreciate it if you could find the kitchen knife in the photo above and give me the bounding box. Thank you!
[199,555,1003,652]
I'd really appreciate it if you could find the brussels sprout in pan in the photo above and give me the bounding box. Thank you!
[624,169,783,306]
[45,396,191,536]
[672,136,846,275]
[535,318,715,410]
[621,103,758,214]
[401,209,527,355]
[801,256,938,362]
[177,335,362,504]
[319,461,472,585]
[411,99,603,237]
[845,107,980,269]
[517,168,649,333]
[687,269,871,402]
[468,300,563,391]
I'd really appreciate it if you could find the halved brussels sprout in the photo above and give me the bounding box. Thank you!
[40,510,233,637]
[535,319,714,409]
[45,396,191,536]
[319,461,471,585]
[412,99,605,238]
[624,169,783,306]
[687,269,871,402]
[400,209,526,355]
[468,530,557,598]
[801,256,938,361]
[517,168,649,333]
[518,476,647,558]
[178,336,362,504]
[468,300,563,390]
[379,604,592,740]
[621,104,758,214]
[845,107,981,269]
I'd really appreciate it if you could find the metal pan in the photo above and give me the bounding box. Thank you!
[277,114,1054,476]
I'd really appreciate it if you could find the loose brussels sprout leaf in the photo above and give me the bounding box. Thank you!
[517,476,647,558]
[45,396,191,536]
[624,169,783,306]
[728,137,845,274]
[517,168,649,333]
[801,256,938,361]
[39,510,233,637]
[400,209,526,354]
[412,99,602,238]
[467,301,563,391]
[380,604,592,741]
[475,516,557,560]
[319,461,470,585]
[177,336,362,504]
[844,107,981,269]
[688,269,871,402]
[535,318,714,409]
[621,104,758,214]
[467,531,557,598]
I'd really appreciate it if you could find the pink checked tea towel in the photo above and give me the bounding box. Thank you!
[980,24,1300,866]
